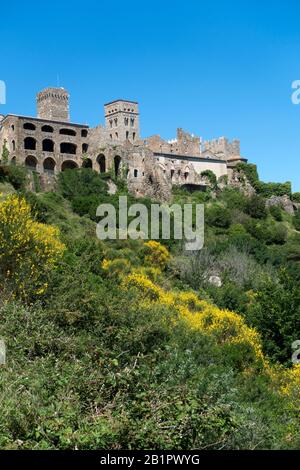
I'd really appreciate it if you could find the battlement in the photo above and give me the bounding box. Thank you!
[203,137,240,159]
[37,87,70,122]
[146,128,201,157]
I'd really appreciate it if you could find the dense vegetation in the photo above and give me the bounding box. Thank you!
[0,164,300,450]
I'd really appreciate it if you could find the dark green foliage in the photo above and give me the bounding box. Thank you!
[220,188,247,210]
[293,209,300,231]
[245,194,267,219]
[0,163,27,190]
[206,205,231,228]
[201,170,217,187]
[58,168,108,201]
[292,192,300,203]
[269,205,283,221]
[235,162,259,186]
[247,270,300,364]
[1,140,9,164]
[235,163,291,198]
[254,181,292,198]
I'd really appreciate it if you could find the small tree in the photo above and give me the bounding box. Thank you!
[1,139,9,164]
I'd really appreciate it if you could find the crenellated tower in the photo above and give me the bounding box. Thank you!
[37,87,70,122]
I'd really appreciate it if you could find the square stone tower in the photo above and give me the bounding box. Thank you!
[104,99,139,143]
[37,87,70,122]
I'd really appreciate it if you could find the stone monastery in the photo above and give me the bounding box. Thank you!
[0,87,248,200]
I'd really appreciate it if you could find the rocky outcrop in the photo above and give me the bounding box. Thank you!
[227,168,256,197]
[265,195,295,215]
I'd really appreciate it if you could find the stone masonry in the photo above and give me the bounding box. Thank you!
[0,87,248,201]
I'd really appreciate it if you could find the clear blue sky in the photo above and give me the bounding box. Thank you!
[1,0,300,191]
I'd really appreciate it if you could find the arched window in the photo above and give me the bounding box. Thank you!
[60,142,77,154]
[41,125,54,133]
[170,169,174,179]
[42,139,54,152]
[81,129,88,137]
[59,128,76,136]
[12,140,15,151]
[25,155,37,170]
[134,169,138,178]
[61,160,79,171]
[124,117,129,126]
[130,118,134,127]
[82,158,92,169]
[97,154,106,173]
[24,137,36,150]
[23,122,36,130]
[82,143,89,153]
[114,155,121,177]
[11,156,16,165]
[43,157,56,173]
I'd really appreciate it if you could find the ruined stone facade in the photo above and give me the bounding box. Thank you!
[0,87,248,201]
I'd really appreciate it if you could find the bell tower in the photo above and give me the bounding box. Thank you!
[104,99,139,143]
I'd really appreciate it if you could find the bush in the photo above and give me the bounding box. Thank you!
[255,181,292,198]
[245,195,267,219]
[143,240,170,270]
[269,205,283,221]
[221,188,247,210]
[269,223,288,245]
[247,270,300,364]
[206,205,231,228]
[0,164,27,190]
[235,163,259,186]
[58,168,107,200]
[292,192,300,203]
[201,170,217,188]
[293,209,300,231]
[0,195,65,299]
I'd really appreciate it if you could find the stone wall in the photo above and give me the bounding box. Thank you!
[37,88,70,122]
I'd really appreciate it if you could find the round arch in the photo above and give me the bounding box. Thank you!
[43,157,56,173]
[97,154,106,173]
[61,160,79,171]
[25,155,38,170]
[82,158,93,169]
[114,155,121,177]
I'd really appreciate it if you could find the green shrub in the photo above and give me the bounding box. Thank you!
[292,192,300,203]
[293,209,300,231]
[221,188,247,210]
[206,205,231,228]
[58,168,107,200]
[235,162,259,186]
[0,164,27,190]
[254,181,292,198]
[245,195,267,219]
[201,170,217,188]
[269,205,283,221]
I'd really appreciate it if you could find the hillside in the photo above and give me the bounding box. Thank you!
[0,163,300,450]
